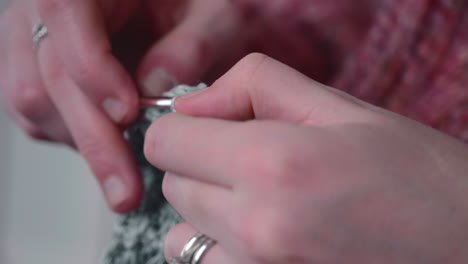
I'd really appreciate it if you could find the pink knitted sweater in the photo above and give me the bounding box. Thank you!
[250,0,468,141]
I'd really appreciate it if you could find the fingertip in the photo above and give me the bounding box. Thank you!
[136,51,181,97]
[99,159,144,213]
[173,87,210,114]
[103,173,143,213]
[111,193,143,214]
[174,84,251,120]
[102,98,127,123]
[136,11,223,97]
[102,93,139,126]
[138,67,178,96]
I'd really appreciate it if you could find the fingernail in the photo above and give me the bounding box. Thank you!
[104,175,128,208]
[140,68,177,96]
[102,98,125,123]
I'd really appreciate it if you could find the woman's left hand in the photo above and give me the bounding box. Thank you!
[144,54,468,264]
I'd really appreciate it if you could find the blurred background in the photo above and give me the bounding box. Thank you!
[0,1,116,263]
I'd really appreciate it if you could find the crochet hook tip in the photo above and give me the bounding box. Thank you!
[139,96,173,108]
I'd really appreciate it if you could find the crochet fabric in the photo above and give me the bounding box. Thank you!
[103,84,206,264]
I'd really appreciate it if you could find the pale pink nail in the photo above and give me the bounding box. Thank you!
[104,175,128,208]
[140,68,177,96]
[102,98,125,123]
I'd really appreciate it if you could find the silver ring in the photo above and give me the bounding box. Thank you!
[191,237,215,264]
[180,233,208,262]
[32,23,48,49]
[170,96,177,113]
[170,233,216,264]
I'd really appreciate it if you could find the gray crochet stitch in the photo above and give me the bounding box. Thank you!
[103,84,207,264]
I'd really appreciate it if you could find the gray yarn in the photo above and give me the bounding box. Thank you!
[103,84,207,264]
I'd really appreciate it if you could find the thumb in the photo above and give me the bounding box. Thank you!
[175,53,369,125]
[137,0,246,96]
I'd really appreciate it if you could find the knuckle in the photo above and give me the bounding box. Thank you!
[12,82,49,120]
[237,53,271,73]
[68,54,103,86]
[67,52,124,98]
[235,139,299,186]
[78,140,111,176]
[236,209,293,262]
[211,53,272,94]
[24,125,46,140]
[234,144,271,181]
[230,53,273,89]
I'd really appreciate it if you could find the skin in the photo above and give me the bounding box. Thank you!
[0,0,253,213]
[0,0,242,212]
[0,0,360,212]
[144,54,468,263]
[2,0,467,262]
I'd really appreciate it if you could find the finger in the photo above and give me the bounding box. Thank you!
[165,222,238,264]
[1,90,50,141]
[137,0,244,96]
[38,0,138,124]
[163,173,233,240]
[1,7,72,144]
[145,113,318,186]
[144,113,241,186]
[38,41,143,213]
[175,53,370,125]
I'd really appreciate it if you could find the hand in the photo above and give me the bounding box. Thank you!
[0,0,145,212]
[0,0,285,212]
[144,54,468,263]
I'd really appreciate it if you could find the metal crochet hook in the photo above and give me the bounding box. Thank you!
[139,96,177,112]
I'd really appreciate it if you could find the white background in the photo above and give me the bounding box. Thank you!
[0,1,116,263]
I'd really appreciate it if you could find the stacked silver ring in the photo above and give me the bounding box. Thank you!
[170,233,216,264]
